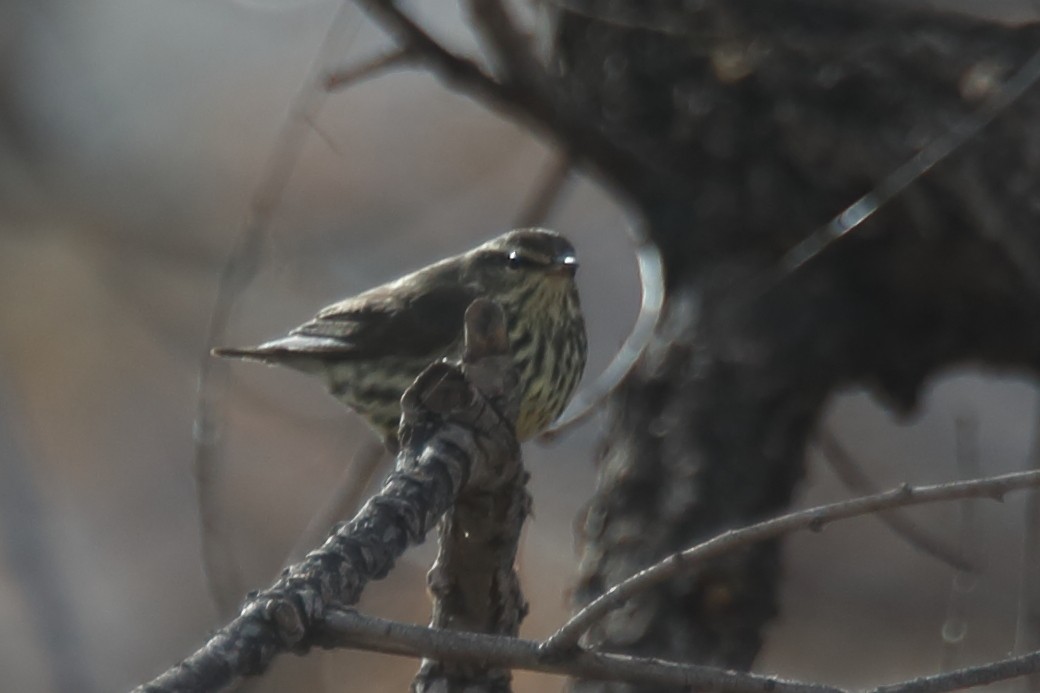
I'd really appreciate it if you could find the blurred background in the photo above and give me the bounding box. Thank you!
[3,0,1040,690]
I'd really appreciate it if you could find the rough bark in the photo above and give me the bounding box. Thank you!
[135,300,523,693]
[553,1,1040,687]
[414,299,530,693]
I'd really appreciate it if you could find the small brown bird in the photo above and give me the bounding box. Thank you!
[214,228,587,448]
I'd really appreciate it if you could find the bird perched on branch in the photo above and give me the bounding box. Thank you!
[214,228,588,449]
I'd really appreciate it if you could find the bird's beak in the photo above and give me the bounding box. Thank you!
[550,254,579,278]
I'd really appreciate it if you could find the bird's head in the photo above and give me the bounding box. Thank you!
[464,228,580,296]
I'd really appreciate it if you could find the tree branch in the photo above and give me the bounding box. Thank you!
[348,0,512,102]
[137,300,521,692]
[414,299,527,692]
[318,608,841,693]
[545,470,1040,652]
[815,428,973,572]
[463,0,542,87]
[779,42,1040,275]
[324,47,417,91]
[347,0,667,207]
[320,608,1040,693]
[870,649,1040,693]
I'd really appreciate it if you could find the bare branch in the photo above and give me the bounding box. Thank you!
[349,0,511,100]
[869,649,1040,693]
[348,0,665,207]
[137,301,522,692]
[318,608,842,693]
[780,43,1040,274]
[545,470,1040,652]
[415,299,527,691]
[815,428,973,572]
[463,0,542,86]
[324,47,417,91]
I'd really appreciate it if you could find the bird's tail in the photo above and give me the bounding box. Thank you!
[211,343,323,375]
[211,345,278,362]
[212,335,349,372]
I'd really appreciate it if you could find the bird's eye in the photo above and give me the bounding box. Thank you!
[504,250,548,270]
[506,251,526,270]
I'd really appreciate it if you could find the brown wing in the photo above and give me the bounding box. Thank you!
[287,279,477,360]
[214,258,478,365]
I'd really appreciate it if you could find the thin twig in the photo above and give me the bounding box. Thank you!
[324,47,416,91]
[193,1,355,619]
[349,0,661,207]
[464,0,542,87]
[815,428,973,572]
[869,648,1040,693]
[780,43,1040,274]
[349,0,511,100]
[544,470,1040,651]
[318,608,841,693]
[323,609,1040,693]
[354,0,1040,289]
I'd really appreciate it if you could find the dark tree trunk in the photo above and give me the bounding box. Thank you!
[550,1,1040,687]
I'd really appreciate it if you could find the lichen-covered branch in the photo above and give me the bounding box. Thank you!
[135,300,521,692]
[414,299,528,692]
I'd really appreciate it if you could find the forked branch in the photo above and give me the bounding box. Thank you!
[138,300,521,692]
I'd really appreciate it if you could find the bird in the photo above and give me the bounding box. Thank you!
[214,228,588,449]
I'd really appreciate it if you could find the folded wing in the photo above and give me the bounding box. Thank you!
[214,280,478,365]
